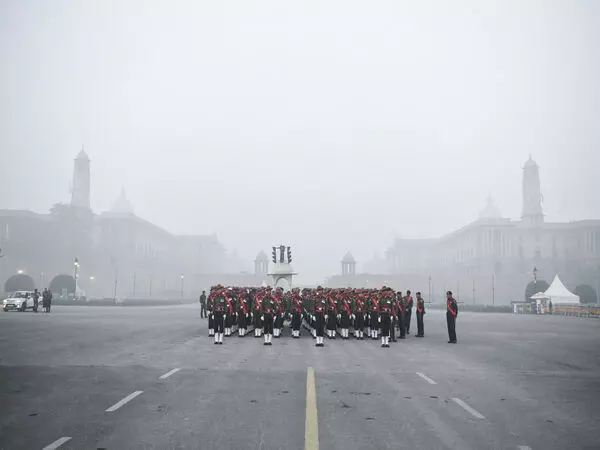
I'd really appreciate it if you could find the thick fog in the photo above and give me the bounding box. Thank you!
[1,0,599,283]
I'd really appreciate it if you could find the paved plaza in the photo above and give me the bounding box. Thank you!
[0,305,598,449]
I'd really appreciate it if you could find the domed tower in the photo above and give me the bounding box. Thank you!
[341,251,356,276]
[254,250,268,275]
[479,193,502,219]
[70,147,91,209]
[111,187,134,214]
[521,155,544,226]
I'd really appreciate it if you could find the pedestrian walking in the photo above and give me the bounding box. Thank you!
[415,291,425,337]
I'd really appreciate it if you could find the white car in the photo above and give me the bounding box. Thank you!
[3,291,38,312]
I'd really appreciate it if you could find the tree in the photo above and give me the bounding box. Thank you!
[49,274,76,295]
[5,274,35,292]
[575,285,598,304]
[524,280,549,302]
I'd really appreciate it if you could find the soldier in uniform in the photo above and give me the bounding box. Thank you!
[396,291,406,340]
[314,289,327,347]
[415,291,425,337]
[207,289,215,337]
[291,288,303,338]
[253,289,263,338]
[326,292,338,339]
[212,288,226,344]
[404,290,414,334]
[379,288,393,347]
[390,291,397,343]
[339,290,352,339]
[446,290,458,343]
[370,291,380,340]
[237,289,250,337]
[224,288,235,337]
[353,292,366,340]
[262,287,276,345]
[273,288,284,338]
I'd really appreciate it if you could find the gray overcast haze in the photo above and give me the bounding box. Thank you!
[1,0,599,283]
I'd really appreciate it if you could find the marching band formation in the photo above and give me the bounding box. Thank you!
[204,285,459,347]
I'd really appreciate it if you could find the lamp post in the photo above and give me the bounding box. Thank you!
[89,276,95,298]
[149,275,153,297]
[428,276,432,304]
[73,258,80,300]
[180,274,184,299]
[492,272,496,306]
[472,279,475,304]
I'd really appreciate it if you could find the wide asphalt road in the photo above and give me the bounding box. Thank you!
[0,304,598,450]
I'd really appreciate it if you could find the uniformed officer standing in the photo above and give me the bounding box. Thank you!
[326,293,338,339]
[404,290,414,334]
[314,292,327,347]
[262,288,275,345]
[353,293,365,340]
[213,289,226,344]
[396,291,406,340]
[370,292,380,340]
[339,291,352,339]
[273,288,284,338]
[237,289,250,337]
[379,289,393,348]
[207,290,215,337]
[253,291,263,338]
[415,291,425,337]
[446,290,458,343]
[291,289,303,338]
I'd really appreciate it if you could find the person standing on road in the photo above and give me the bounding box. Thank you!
[404,290,413,334]
[262,288,275,346]
[352,292,365,340]
[207,291,215,337]
[33,289,40,313]
[415,291,425,337]
[446,291,458,344]
[396,291,406,340]
[212,288,226,345]
[42,288,51,313]
[379,288,393,348]
[314,290,327,347]
[199,290,207,318]
[290,288,303,338]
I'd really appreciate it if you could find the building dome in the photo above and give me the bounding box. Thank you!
[341,251,355,263]
[479,193,502,219]
[524,154,538,169]
[76,146,90,161]
[255,250,268,262]
[111,187,134,214]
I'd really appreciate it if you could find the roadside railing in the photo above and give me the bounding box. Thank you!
[551,305,600,318]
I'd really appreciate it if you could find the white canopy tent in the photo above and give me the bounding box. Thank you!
[543,275,580,305]
[530,291,549,300]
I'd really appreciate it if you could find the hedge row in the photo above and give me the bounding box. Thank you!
[51,297,197,307]
[427,303,512,313]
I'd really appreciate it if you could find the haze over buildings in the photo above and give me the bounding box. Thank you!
[1,1,599,285]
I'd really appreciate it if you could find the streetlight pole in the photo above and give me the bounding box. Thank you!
[113,266,119,302]
[472,279,475,304]
[149,275,153,298]
[180,274,184,299]
[132,271,137,297]
[492,272,496,306]
[428,276,432,305]
[73,258,80,301]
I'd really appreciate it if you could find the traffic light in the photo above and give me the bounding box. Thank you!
[272,247,277,263]
[287,246,292,263]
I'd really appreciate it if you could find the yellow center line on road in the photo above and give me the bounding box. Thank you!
[305,367,319,450]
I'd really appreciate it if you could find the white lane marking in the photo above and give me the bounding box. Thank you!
[42,436,72,449]
[416,372,437,385]
[451,397,485,419]
[159,368,181,379]
[105,390,144,412]
[517,446,532,450]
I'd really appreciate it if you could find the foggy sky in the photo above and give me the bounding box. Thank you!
[1,0,599,283]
